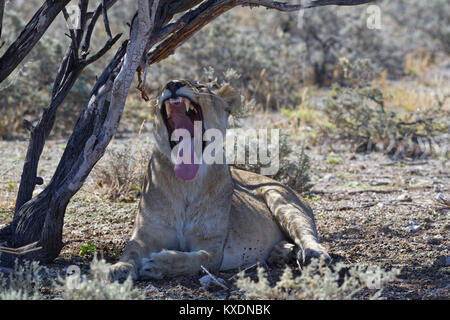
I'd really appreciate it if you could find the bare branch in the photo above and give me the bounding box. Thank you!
[0,0,71,83]
[62,8,80,62]
[200,265,229,290]
[147,0,375,64]
[86,0,119,19]
[0,0,5,41]
[147,0,238,64]
[0,242,41,255]
[83,33,122,66]
[31,0,160,262]
[243,0,375,10]
[102,0,112,38]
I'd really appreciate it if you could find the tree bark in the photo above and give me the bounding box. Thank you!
[0,0,5,41]
[14,0,121,217]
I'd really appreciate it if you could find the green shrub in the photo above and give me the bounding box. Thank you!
[320,58,449,157]
[236,259,399,300]
[0,260,50,300]
[0,257,144,300]
[79,242,98,256]
[58,256,143,300]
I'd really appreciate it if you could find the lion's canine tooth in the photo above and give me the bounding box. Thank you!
[184,98,197,113]
[184,99,193,113]
[165,101,171,117]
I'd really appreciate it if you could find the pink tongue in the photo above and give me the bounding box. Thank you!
[174,137,200,181]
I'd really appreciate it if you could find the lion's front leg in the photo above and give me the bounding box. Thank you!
[139,249,212,279]
[109,239,147,282]
[139,232,227,279]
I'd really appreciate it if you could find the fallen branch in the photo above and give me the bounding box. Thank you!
[227,263,258,281]
[380,160,429,166]
[0,241,42,255]
[321,202,376,211]
[200,265,229,290]
[347,189,400,195]
[435,193,450,208]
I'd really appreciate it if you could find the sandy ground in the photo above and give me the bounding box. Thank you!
[0,131,449,299]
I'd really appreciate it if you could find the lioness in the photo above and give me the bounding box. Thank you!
[110,80,330,281]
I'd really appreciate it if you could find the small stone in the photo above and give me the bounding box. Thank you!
[380,226,391,234]
[199,275,226,290]
[323,174,336,182]
[407,225,421,233]
[434,185,441,193]
[427,238,441,245]
[145,284,160,294]
[397,194,412,202]
[370,181,390,186]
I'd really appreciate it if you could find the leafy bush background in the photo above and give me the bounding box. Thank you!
[1,0,449,138]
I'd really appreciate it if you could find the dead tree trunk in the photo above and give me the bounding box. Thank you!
[0,0,375,266]
[9,41,129,262]
[14,0,121,217]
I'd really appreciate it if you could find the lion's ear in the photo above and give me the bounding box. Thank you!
[217,85,242,115]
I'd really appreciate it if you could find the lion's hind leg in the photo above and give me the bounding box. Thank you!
[258,185,331,266]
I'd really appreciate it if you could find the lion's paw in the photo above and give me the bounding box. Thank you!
[109,262,137,283]
[139,256,164,280]
[297,244,331,267]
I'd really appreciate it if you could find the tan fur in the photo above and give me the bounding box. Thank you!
[109,81,329,281]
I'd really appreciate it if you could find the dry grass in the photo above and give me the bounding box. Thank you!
[404,49,434,78]
[90,127,153,202]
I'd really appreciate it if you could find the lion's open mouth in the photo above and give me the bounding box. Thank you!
[161,95,204,181]
[162,96,203,148]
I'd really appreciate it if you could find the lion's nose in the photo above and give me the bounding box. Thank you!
[165,81,184,94]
